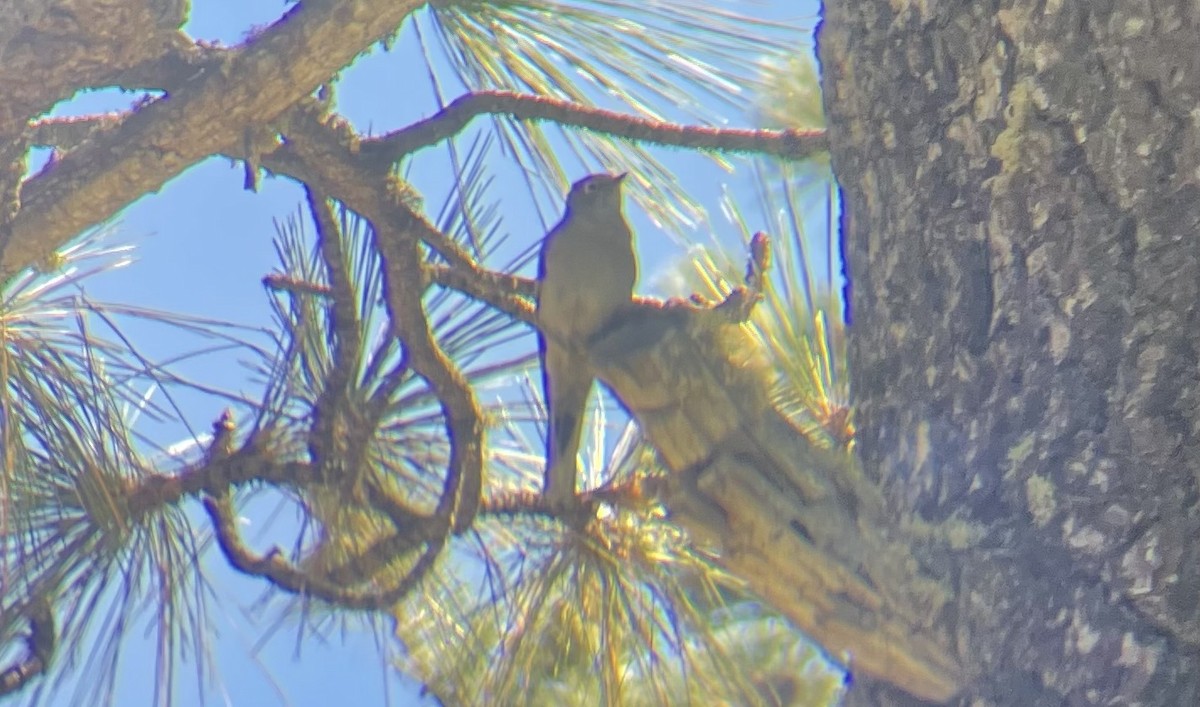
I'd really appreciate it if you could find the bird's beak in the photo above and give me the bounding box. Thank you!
[615,172,628,182]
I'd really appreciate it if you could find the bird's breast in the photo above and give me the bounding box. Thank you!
[539,231,636,341]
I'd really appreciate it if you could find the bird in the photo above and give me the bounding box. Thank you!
[537,173,637,510]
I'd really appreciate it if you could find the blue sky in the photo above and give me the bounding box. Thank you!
[18,1,827,705]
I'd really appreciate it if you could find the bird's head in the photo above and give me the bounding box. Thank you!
[564,172,627,214]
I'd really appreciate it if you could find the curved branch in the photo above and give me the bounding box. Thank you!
[202,493,441,611]
[372,204,485,535]
[303,187,378,498]
[425,263,536,326]
[266,111,487,536]
[362,90,827,165]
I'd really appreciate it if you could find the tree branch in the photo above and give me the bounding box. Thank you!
[361,90,827,166]
[265,259,538,329]
[372,202,486,534]
[29,115,125,152]
[264,108,488,535]
[588,302,965,702]
[260,100,479,273]
[425,263,536,326]
[0,0,428,278]
[124,451,316,515]
[202,492,442,611]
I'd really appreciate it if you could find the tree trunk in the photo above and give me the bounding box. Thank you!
[818,1,1200,704]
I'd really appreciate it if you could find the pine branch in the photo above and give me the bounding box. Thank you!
[261,108,489,534]
[0,0,429,278]
[202,492,443,611]
[362,90,827,166]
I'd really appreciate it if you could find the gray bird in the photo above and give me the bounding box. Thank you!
[537,173,637,509]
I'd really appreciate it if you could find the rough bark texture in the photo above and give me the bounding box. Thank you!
[819,1,1200,704]
[0,0,185,135]
[591,299,964,702]
[0,0,426,278]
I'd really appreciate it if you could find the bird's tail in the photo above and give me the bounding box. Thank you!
[542,343,593,507]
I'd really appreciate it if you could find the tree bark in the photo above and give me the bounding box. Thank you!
[818,1,1200,704]
[594,299,964,702]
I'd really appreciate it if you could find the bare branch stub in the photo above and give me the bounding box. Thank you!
[745,231,772,291]
[263,272,334,298]
[0,0,186,136]
[584,253,964,702]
